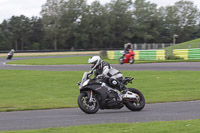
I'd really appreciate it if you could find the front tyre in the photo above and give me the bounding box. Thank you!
[78,92,99,114]
[119,57,124,64]
[124,88,145,111]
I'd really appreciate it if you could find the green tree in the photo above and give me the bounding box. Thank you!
[59,0,87,49]
[78,1,110,49]
[28,17,44,50]
[41,0,65,50]
[0,20,13,50]
[132,0,161,43]
[162,0,200,43]
[107,0,133,48]
[7,15,31,50]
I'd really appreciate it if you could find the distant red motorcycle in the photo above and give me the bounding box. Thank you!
[119,49,135,64]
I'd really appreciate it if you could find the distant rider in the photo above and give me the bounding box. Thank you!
[88,56,124,91]
[124,43,132,55]
[7,49,15,60]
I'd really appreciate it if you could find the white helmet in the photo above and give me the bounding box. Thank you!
[88,56,101,69]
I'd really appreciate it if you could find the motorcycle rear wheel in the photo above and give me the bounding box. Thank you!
[78,92,99,114]
[129,57,134,64]
[124,88,145,111]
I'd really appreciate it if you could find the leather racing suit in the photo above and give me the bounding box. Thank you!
[94,61,123,90]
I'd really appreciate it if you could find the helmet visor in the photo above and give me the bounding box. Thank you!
[91,63,95,68]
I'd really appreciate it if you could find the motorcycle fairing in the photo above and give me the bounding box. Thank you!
[80,83,109,108]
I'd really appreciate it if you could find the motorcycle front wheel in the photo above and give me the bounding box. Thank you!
[119,57,124,64]
[124,88,145,111]
[78,92,99,114]
[7,55,13,60]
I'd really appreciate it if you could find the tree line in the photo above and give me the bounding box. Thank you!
[0,0,200,51]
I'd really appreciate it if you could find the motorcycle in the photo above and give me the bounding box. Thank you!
[119,49,135,64]
[7,54,13,60]
[77,71,145,114]
[7,49,15,60]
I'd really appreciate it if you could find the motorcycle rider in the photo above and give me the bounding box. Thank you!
[124,43,132,55]
[7,49,15,60]
[88,56,124,91]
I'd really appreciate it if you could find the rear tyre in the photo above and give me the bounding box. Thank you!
[124,88,145,111]
[78,92,99,114]
[129,57,134,64]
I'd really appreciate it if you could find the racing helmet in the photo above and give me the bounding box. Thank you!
[126,43,131,49]
[88,56,101,69]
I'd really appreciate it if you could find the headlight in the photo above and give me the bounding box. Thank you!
[82,79,89,87]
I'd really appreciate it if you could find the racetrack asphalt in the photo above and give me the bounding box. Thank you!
[1,56,200,71]
[0,101,199,131]
[0,55,200,131]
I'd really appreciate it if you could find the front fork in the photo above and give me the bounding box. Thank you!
[89,90,93,102]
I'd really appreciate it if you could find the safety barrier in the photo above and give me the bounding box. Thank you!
[173,48,200,60]
[107,50,165,60]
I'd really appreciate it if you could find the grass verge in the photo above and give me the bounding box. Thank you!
[0,119,199,133]
[6,56,200,65]
[165,38,200,56]
[0,70,200,112]
[0,51,99,57]
[7,56,90,65]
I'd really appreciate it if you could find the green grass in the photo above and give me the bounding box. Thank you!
[0,70,200,112]
[6,56,200,65]
[7,56,90,65]
[0,119,199,133]
[165,38,200,56]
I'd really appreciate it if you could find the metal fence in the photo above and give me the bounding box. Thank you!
[132,43,172,50]
[124,43,200,50]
